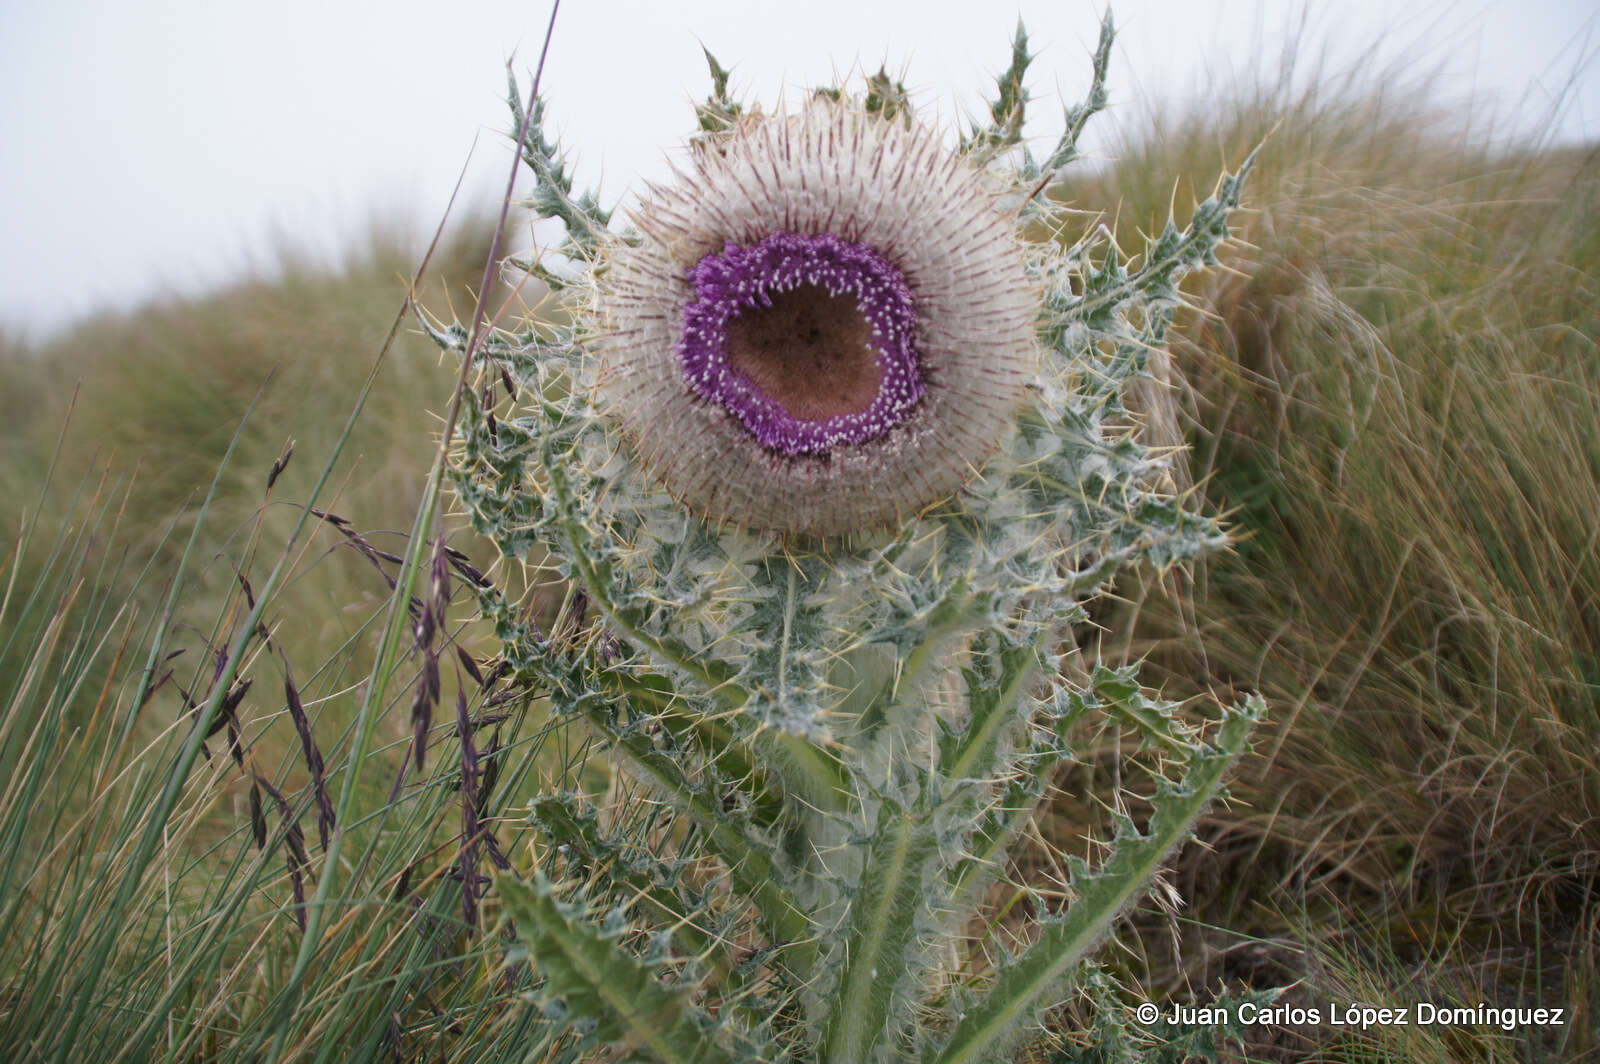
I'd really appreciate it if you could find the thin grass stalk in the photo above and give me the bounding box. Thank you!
[83,171,487,1064]
[265,10,562,1054]
[48,378,274,1061]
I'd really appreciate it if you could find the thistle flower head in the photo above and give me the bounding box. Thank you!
[450,33,1250,739]
[597,100,1038,539]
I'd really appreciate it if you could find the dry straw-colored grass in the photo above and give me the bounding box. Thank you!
[1058,54,1598,1064]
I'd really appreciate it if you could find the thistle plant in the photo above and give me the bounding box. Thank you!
[438,15,1264,1061]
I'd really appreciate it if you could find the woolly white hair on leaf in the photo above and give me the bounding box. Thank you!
[595,100,1039,539]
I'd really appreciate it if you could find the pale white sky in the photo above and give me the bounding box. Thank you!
[1,0,1593,340]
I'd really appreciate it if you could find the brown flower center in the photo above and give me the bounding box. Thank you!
[724,284,881,420]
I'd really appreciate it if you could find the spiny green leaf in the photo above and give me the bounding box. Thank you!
[1081,663,1196,755]
[506,80,612,257]
[1020,11,1113,208]
[964,20,1033,159]
[581,708,815,965]
[820,798,940,1063]
[696,47,743,132]
[929,696,1263,1064]
[939,632,1045,784]
[496,872,733,1064]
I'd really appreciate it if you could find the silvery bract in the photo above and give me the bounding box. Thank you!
[435,16,1264,1063]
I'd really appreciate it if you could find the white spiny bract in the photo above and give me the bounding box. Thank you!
[436,15,1263,1063]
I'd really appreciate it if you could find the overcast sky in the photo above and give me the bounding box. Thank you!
[2,0,1594,341]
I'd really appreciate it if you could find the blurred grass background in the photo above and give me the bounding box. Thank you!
[1071,71,1599,1061]
[0,227,489,772]
[1,55,1596,1062]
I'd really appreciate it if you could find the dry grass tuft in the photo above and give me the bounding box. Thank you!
[1058,55,1599,1064]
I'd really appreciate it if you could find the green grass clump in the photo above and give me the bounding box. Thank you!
[0,223,592,1060]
